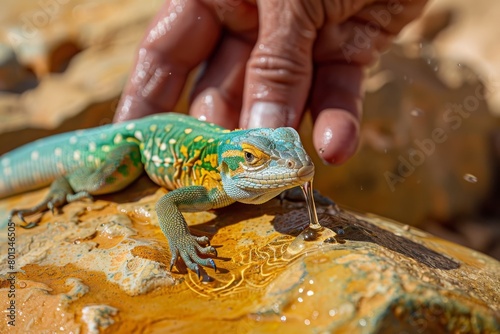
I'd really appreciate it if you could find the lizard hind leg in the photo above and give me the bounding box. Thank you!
[10,176,89,228]
[10,143,144,228]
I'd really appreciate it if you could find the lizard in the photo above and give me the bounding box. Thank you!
[0,113,315,277]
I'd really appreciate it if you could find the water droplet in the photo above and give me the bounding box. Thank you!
[329,309,337,317]
[298,288,304,293]
[297,297,304,303]
[434,65,439,72]
[410,108,423,117]
[307,290,314,296]
[304,319,311,326]
[309,279,314,285]
[280,315,287,322]
[359,318,367,327]
[19,281,27,288]
[463,173,478,183]
[427,58,432,65]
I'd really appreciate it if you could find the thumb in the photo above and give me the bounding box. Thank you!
[240,0,319,129]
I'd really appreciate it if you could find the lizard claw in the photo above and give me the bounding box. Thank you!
[20,221,39,229]
[208,258,217,273]
[169,249,179,272]
[195,265,201,279]
[16,211,27,224]
[48,202,57,215]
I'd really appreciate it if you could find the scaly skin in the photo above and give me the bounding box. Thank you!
[0,113,314,276]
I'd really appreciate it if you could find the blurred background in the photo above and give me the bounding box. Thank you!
[0,0,499,259]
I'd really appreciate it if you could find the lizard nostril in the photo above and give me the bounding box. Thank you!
[286,160,295,169]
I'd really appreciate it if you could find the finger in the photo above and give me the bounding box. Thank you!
[310,63,363,165]
[114,0,221,122]
[189,33,254,129]
[354,0,429,34]
[240,0,320,129]
[314,20,393,67]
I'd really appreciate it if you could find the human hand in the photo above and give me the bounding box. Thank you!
[114,0,427,164]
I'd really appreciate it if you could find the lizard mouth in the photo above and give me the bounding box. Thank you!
[297,165,314,181]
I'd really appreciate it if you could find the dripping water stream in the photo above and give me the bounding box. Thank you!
[285,180,337,256]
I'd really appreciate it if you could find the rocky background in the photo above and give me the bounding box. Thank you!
[0,0,499,261]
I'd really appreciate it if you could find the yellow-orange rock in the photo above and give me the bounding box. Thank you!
[0,184,498,333]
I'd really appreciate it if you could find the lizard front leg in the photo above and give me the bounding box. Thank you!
[156,186,219,277]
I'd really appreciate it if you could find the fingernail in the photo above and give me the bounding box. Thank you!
[248,102,289,128]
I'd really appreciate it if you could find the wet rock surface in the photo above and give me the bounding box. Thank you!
[0,183,499,333]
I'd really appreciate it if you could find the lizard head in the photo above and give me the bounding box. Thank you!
[218,127,314,204]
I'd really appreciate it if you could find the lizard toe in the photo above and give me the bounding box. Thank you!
[169,249,179,272]
[47,201,56,214]
[169,235,218,277]
[195,265,201,279]
[209,258,217,272]
[179,251,202,278]
[195,243,217,257]
[14,211,27,224]
[194,235,210,245]
[190,252,217,272]
[10,210,40,229]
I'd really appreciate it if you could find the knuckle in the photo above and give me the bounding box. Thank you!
[248,53,310,85]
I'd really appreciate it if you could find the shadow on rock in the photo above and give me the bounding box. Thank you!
[274,207,461,271]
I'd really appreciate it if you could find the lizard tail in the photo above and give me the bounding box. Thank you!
[0,150,58,199]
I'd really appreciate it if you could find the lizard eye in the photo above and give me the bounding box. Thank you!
[244,151,255,163]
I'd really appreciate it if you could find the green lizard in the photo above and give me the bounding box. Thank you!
[0,113,315,276]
